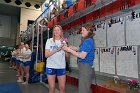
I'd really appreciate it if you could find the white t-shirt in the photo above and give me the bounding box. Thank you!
[16,49,20,60]
[12,51,16,58]
[23,49,32,62]
[45,38,66,69]
[19,47,26,61]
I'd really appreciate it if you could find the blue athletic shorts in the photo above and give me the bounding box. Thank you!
[16,60,20,65]
[11,57,16,62]
[16,60,22,65]
[22,61,31,67]
[46,68,66,76]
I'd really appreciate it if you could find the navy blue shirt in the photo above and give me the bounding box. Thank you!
[77,38,95,65]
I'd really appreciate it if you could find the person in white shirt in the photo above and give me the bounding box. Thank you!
[10,48,16,68]
[21,44,32,84]
[45,25,67,93]
[15,45,21,76]
[17,42,26,83]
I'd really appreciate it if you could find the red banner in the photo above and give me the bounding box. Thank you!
[100,6,107,18]
[85,0,92,7]
[105,4,113,15]
[60,13,65,21]
[78,16,86,25]
[67,23,71,30]
[86,13,93,22]
[111,0,121,13]
[135,0,140,4]
[92,9,100,20]
[48,20,53,28]
[53,17,57,25]
[62,25,67,31]
[128,0,135,7]
[57,15,60,23]
[68,6,74,17]
[64,11,68,19]
[74,19,81,27]
[73,3,78,13]
[77,0,85,12]
[92,0,97,4]
[71,21,75,28]
[61,0,140,32]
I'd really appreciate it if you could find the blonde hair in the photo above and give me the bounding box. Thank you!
[53,25,64,42]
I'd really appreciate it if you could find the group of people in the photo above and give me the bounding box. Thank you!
[45,24,95,93]
[10,43,32,84]
[10,23,95,93]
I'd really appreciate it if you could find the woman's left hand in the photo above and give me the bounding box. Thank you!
[62,46,72,53]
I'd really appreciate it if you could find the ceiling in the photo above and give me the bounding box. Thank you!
[0,0,46,10]
[23,0,45,4]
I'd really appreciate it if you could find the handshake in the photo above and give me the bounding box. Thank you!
[56,44,79,53]
[55,38,79,52]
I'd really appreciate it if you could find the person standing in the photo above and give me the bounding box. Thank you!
[22,44,32,84]
[45,25,67,93]
[9,48,16,68]
[17,42,26,82]
[62,24,95,93]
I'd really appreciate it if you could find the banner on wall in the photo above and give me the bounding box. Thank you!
[51,0,139,32]
[92,9,100,20]
[77,0,85,12]
[92,0,97,4]
[48,20,53,28]
[86,13,93,22]
[100,47,116,74]
[116,46,138,78]
[85,0,92,7]
[68,6,74,17]
[60,12,65,21]
[73,3,78,13]
[64,11,68,19]
[53,17,57,25]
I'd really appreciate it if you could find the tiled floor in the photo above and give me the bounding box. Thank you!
[0,61,78,93]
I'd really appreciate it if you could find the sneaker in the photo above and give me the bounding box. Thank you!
[22,82,28,84]
[17,79,23,83]
[16,74,20,77]
[9,66,13,68]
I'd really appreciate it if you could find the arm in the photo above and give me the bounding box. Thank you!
[69,45,79,51]
[45,48,60,58]
[63,39,93,59]
[65,51,70,58]
[45,38,60,58]
[45,38,65,58]
[68,49,87,59]
[62,46,87,59]
[24,54,31,59]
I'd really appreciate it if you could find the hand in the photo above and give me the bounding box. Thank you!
[62,46,72,53]
[55,44,64,52]
[18,55,23,58]
[69,45,79,51]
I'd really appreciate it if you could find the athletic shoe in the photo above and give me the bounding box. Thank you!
[22,82,28,84]
[17,79,23,83]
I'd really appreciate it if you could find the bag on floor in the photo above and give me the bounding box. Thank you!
[29,72,40,83]
[29,72,47,83]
